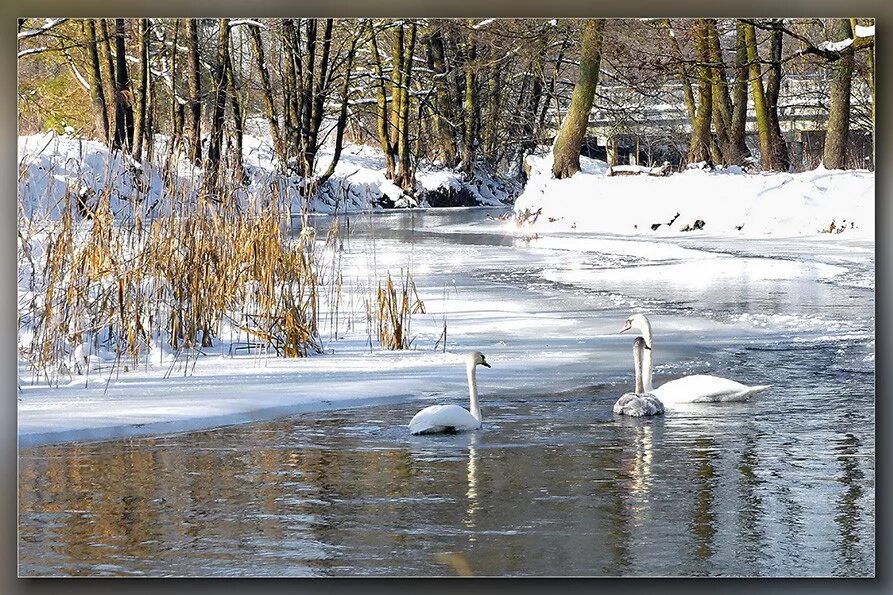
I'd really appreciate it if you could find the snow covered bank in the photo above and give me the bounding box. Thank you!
[17,131,514,219]
[513,153,874,238]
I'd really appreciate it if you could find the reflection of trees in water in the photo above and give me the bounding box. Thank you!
[20,439,180,574]
[689,438,717,564]
[833,432,867,576]
[735,429,767,573]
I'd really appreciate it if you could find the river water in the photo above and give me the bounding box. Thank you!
[18,208,875,576]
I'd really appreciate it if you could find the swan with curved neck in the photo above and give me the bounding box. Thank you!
[409,352,491,435]
[613,336,664,416]
[620,313,770,404]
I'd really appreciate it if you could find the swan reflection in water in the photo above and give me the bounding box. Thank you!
[618,421,656,522]
[464,432,480,530]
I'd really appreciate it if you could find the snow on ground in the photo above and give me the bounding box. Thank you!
[513,153,874,238]
[17,131,513,219]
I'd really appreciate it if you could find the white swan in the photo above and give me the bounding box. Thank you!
[613,336,665,416]
[621,313,770,404]
[409,351,491,435]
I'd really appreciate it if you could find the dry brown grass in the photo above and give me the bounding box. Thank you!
[18,169,324,383]
[372,269,425,350]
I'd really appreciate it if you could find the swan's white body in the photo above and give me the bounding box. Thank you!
[409,352,490,435]
[621,313,770,405]
[614,336,665,417]
[409,404,482,434]
[651,374,770,404]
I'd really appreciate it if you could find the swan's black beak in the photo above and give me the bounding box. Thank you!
[481,361,491,368]
[619,321,632,334]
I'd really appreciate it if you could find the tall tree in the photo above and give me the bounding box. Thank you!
[84,19,109,142]
[688,18,713,165]
[368,21,397,179]
[823,18,854,169]
[224,27,244,182]
[764,21,790,171]
[204,18,230,193]
[394,22,417,190]
[98,19,118,139]
[185,19,202,165]
[111,18,134,152]
[706,19,737,165]
[743,21,788,171]
[729,21,752,164]
[132,18,150,161]
[552,19,605,179]
[247,23,286,164]
[425,26,458,167]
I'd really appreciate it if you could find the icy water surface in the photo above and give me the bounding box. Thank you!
[18,208,874,576]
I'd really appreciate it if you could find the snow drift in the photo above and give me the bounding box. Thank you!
[512,153,874,238]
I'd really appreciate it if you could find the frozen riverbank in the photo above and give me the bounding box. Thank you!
[18,208,874,446]
[513,153,874,238]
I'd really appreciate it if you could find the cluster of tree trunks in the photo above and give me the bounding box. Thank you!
[29,16,873,204]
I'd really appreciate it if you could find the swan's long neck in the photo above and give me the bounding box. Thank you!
[639,317,654,392]
[633,339,644,394]
[641,341,654,392]
[466,362,482,421]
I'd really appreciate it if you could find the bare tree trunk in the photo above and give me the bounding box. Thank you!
[395,22,417,190]
[706,19,735,164]
[186,19,202,165]
[426,26,458,167]
[865,25,875,130]
[551,19,605,179]
[282,19,302,157]
[460,25,478,174]
[765,22,790,171]
[304,18,334,186]
[248,24,286,164]
[317,35,358,188]
[204,18,230,193]
[299,19,317,183]
[485,66,502,158]
[111,19,134,152]
[688,19,714,165]
[85,19,110,142]
[368,21,396,179]
[730,21,752,164]
[744,22,785,171]
[225,30,244,183]
[133,18,149,161]
[98,19,118,140]
[823,18,853,169]
[164,21,183,174]
[389,24,405,152]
